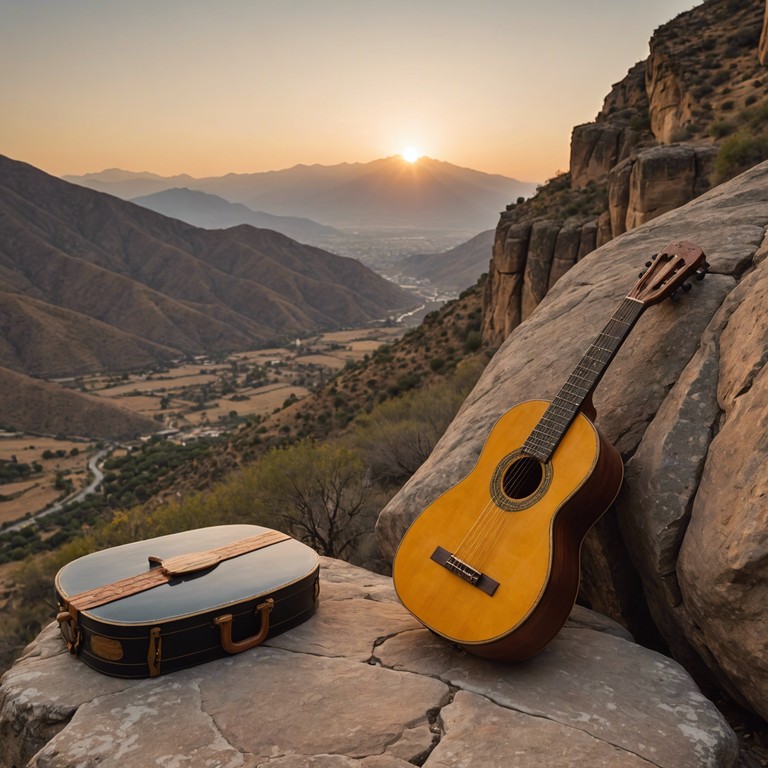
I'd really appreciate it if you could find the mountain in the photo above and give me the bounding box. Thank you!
[0,154,417,378]
[130,188,339,242]
[65,157,537,233]
[395,229,495,294]
[0,366,160,440]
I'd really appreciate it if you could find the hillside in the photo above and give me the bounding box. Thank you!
[131,188,339,242]
[394,229,495,293]
[250,279,486,447]
[0,366,159,440]
[0,154,417,378]
[65,156,537,233]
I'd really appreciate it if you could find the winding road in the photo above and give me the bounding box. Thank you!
[4,447,110,533]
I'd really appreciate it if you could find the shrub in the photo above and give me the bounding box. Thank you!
[713,130,768,184]
[710,120,734,138]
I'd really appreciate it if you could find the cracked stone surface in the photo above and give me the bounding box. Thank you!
[0,558,737,767]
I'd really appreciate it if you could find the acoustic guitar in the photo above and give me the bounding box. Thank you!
[393,240,708,661]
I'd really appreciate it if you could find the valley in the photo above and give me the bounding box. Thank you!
[0,325,406,532]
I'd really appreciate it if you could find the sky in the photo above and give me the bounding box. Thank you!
[1,0,698,184]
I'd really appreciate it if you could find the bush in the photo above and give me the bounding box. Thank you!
[713,130,768,184]
[464,330,483,353]
[710,120,734,138]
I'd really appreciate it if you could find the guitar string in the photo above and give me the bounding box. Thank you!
[455,299,638,564]
[452,299,638,569]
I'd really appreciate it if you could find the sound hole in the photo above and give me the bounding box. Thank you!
[502,456,544,500]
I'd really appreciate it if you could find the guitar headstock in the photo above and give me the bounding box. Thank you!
[627,241,709,306]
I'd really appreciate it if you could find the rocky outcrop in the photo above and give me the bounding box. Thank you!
[570,62,650,190]
[569,123,638,191]
[378,161,768,720]
[484,143,720,347]
[482,217,597,345]
[621,144,719,231]
[0,558,737,767]
[483,0,767,349]
[645,38,695,144]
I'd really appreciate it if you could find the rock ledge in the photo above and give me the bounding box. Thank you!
[0,558,737,767]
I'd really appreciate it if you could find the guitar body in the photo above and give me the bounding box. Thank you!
[392,399,624,660]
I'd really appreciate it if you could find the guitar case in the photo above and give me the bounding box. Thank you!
[55,524,319,678]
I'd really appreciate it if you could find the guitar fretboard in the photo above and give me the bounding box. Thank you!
[523,297,645,462]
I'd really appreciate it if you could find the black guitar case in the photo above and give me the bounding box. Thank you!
[55,524,319,678]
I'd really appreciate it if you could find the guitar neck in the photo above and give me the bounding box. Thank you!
[523,296,646,462]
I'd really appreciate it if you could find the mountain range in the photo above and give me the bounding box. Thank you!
[65,157,537,233]
[0,154,418,435]
[130,188,339,243]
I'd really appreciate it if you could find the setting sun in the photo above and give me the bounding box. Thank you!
[401,146,421,163]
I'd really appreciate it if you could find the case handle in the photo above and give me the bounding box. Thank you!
[214,598,274,654]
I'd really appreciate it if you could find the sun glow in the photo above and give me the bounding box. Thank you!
[401,146,421,163]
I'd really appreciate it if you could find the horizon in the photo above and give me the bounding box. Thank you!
[2,1,697,183]
[64,153,531,182]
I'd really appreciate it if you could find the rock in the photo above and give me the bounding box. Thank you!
[570,62,649,191]
[377,161,768,719]
[548,221,581,289]
[595,209,613,247]
[0,558,737,767]
[577,220,598,260]
[675,254,768,720]
[481,220,530,345]
[570,122,625,190]
[378,627,736,768]
[432,691,657,768]
[646,39,695,144]
[599,62,649,120]
[482,218,602,348]
[607,157,633,238]
[521,221,559,320]
[625,144,698,230]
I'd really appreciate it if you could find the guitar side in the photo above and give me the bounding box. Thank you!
[392,399,624,660]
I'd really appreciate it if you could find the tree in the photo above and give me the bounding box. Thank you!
[251,440,373,559]
[350,360,483,485]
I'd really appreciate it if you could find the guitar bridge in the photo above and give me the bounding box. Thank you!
[430,546,499,596]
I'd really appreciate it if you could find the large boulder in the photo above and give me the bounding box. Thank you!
[624,144,711,230]
[0,558,737,767]
[377,161,768,718]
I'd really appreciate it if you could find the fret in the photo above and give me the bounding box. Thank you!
[569,371,595,387]
[561,381,589,395]
[553,393,581,407]
[522,297,645,462]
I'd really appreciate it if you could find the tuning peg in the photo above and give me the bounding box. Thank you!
[645,260,653,267]
[669,290,681,302]
[682,282,692,293]
[638,270,646,278]
[695,267,707,281]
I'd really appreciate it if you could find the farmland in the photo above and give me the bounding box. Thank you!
[0,326,404,530]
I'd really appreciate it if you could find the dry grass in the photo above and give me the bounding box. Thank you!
[0,436,95,525]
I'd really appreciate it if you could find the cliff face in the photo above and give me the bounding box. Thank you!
[483,0,767,348]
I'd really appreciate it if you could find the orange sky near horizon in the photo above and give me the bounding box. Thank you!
[2,1,697,183]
